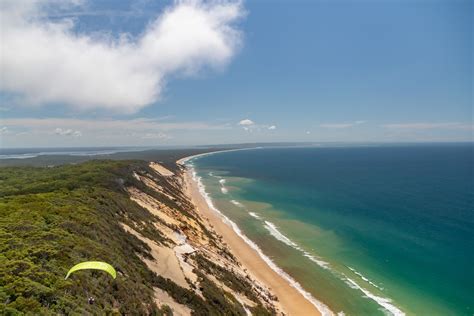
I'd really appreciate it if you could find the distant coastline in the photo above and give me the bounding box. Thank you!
[176,147,261,166]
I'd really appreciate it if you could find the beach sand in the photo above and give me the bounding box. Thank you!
[182,168,322,316]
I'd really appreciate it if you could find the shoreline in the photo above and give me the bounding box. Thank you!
[179,155,328,315]
[176,147,261,166]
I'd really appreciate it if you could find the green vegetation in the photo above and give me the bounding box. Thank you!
[0,160,164,315]
[0,160,274,315]
[194,254,257,301]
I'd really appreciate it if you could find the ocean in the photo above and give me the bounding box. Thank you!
[187,144,473,315]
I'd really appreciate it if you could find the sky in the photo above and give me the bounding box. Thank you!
[0,0,472,148]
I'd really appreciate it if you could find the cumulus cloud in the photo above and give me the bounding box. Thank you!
[54,127,82,137]
[237,119,276,132]
[0,0,244,113]
[238,119,254,126]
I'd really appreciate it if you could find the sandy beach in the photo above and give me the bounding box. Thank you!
[181,165,322,316]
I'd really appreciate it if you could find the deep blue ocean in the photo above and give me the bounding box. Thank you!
[191,144,473,315]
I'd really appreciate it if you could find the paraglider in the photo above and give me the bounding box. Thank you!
[65,261,117,280]
[65,261,116,305]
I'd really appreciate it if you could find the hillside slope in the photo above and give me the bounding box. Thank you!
[0,160,278,315]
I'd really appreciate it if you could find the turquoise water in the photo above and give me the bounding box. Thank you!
[188,145,474,315]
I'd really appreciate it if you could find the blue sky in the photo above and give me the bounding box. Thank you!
[0,0,472,147]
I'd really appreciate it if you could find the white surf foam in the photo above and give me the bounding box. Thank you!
[218,178,229,194]
[264,221,300,247]
[230,199,244,207]
[190,168,334,316]
[348,266,383,290]
[248,212,261,219]
[230,200,262,220]
[263,221,330,270]
[345,278,405,316]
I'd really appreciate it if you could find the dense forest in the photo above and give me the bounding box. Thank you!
[0,160,275,315]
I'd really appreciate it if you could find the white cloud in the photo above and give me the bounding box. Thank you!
[0,127,8,135]
[0,0,244,113]
[237,119,277,132]
[320,121,366,129]
[382,122,473,130]
[238,119,254,126]
[54,127,82,136]
[54,128,71,135]
[140,132,171,140]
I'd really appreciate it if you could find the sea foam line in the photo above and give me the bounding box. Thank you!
[230,199,244,207]
[248,212,262,219]
[347,266,383,290]
[264,221,300,248]
[230,200,262,220]
[263,221,331,270]
[345,279,405,316]
[190,168,334,316]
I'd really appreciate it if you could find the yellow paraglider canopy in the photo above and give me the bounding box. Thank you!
[65,261,116,280]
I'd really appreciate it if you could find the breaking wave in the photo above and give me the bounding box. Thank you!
[345,279,404,316]
[218,178,229,194]
[248,212,261,219]
[348,267,383,290]
[263,221,330,270]
[230,199,244,207]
